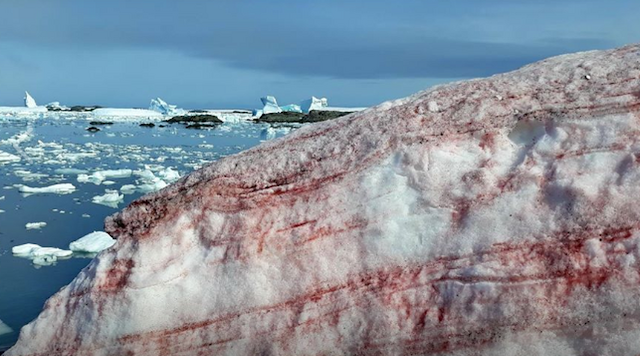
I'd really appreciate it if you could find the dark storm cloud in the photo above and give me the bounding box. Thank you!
[0,0,619,80]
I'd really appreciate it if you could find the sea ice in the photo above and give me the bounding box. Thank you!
[78,169,132,185]
[69,231,116,253]
[18,183,76,195]
[120,184,137,194]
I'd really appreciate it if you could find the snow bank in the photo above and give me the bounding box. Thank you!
[9,43,640,356]
[69,231,116,253]
[18,183,76,195]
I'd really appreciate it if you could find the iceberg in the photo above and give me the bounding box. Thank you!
[69,231,116,253]
[12,243,72,267]
[24,91,37,108]
[18,183,76,195]
[9,43,640,356]
[260,95,282,114]
[299,96,328,113]
[149,97,185,116]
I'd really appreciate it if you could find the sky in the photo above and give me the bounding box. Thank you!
[0,0,638,109]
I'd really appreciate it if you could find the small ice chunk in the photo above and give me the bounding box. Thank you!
[137,178,167,193]
[158,167,180,182]
[92,190,124,208]
[19,183,76,195]
[0,319,12,336]
[25,222,47,230]
[12,243,42,256]
[54,168,89,175]
[69,231,116,253]
[120,184,137,194]
[81,214,91,218]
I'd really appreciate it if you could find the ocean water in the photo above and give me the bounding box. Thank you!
[0,114,295,350]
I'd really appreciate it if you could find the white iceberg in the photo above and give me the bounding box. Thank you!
[300,96,328,113]
[25,222,47,230]
[137,178,167,193]
[19,183,76,195]
[69,231,116,253]
[24,91,37,108]
[149,98,185,116]
[260,96,282,114]
[92,190,124,208]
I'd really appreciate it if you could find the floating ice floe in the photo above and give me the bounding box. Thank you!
[0,151,20,164]
[78,169,132,185]
[91,108,164,120]
[120,184,137,195]
[260,96,282,114]
[25,222,47,230]
[69,231,116,253]
[0,319,12,336]
[54,168,89,175]
[91,190,124,208]
[0,128,33,146]
[12,243,72,266]
[18,183,76,195]
[149,98,185,116]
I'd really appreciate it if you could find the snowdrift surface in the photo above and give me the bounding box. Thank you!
[8,44,640,355]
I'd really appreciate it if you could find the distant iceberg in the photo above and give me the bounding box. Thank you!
[24,91,37,108]
[300,96,328,113]
[260,96,282,114]
[149,97,185,116]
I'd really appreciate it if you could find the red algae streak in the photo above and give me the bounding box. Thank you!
[8,44,640,356]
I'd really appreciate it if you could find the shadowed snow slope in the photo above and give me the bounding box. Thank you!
[8,44,640,356]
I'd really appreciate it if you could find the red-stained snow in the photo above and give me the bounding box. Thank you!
[7,44,640,356]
